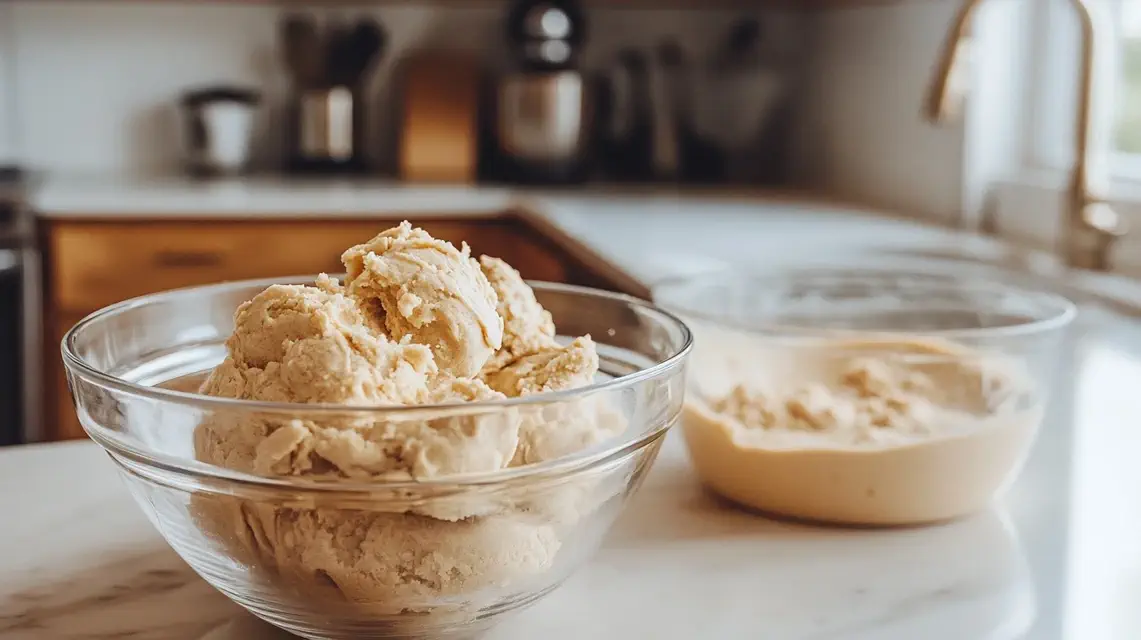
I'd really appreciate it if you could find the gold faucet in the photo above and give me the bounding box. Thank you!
[926,0,1128,271]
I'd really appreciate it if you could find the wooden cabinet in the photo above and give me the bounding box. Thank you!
[42,211,642,442]
[47,218,573,313]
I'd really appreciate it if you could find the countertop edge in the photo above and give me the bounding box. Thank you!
[27,176,1141,317]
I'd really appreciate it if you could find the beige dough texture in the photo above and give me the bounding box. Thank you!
[342,221,504,378]
[477,256,557,374]
[193,498,561,613]
[194,278,519,482]
[191,222,622,611]
[683,337,1043,526]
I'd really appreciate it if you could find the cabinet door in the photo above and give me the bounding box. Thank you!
[47,219,520,312]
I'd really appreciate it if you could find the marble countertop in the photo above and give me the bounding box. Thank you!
[29,174,789,218]
[28,174,1141,312]
[4,302,1141,640]
[5,175,1141,638]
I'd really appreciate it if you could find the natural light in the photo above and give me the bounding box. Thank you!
[1114,1,1141,152]
[1065,341,1141,639]
[1034,0,1141,164]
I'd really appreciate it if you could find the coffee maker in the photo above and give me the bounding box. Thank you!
[491,0,591,184]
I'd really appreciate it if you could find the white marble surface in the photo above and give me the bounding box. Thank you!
[32,175,516,217]
[0,437,1039,640]
[6,177,1141,638]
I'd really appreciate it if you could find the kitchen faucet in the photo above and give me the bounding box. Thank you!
[925,0,1128,271]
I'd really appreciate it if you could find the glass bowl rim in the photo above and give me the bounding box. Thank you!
[62,276,693,492]
[650,266,1078,340]
[62,276,693,414]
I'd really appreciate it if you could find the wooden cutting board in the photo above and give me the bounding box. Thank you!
[398,52,480,184]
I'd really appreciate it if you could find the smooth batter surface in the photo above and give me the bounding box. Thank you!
[191,222,623,611]
[683,336,1043,526]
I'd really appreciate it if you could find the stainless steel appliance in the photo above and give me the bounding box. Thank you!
[280,15,386,175]
[493,0,591,184]
[293,86,357,172]
[0,166,39,446]
[179,86,261,177]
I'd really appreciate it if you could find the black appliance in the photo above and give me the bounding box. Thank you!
[0,166,37,446]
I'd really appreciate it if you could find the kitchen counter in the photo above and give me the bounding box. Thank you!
[7,175,1141,638]
[3,300,1141,640]
[30,175,1141,312]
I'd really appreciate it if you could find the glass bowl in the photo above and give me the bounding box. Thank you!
[652,267,1076,527]
[62,278,692,640]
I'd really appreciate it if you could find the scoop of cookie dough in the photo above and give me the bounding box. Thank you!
[480,336,625,466]
[194,281,521,483]
[204,278,436,405]
[342,222,503,378]
[478,256,557,374]
[482,336,599,397]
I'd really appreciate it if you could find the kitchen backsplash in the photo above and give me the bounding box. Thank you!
[0,1,805,177]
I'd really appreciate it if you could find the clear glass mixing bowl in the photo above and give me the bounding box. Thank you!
[62,278,692,640]
[652,267,1076,526]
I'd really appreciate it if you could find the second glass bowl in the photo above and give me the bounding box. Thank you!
[653,267,1076,526]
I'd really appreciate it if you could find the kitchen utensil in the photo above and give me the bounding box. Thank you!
[658,40,726,184]
[63,277,692,639]
[600,48,653,181]
[281,14,322,90]
[399,52,480,183]
[324,19,351,87]
[347,17,386,85]
[179,86,261,177]
[648,40,682,181]
[713,17,764,70]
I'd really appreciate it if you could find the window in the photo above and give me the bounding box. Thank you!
[991,0,1141,277]
[1030,0,1141,181]
[1116,3,1141,154]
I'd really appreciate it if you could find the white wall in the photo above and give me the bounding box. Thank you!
[798,2,967,224]
[12,2,281,175]
[0,2,16,163]
[3,0,804,176]
[2,0,979,225]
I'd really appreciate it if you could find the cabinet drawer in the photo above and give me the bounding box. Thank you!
[48,219,506,312]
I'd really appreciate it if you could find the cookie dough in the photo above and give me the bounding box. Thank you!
[342,221,504,378]
[478,256,557,374]
[194,498,561,610]
[683,337,1043,526]
[482,336,622,466]
[194,281,519,482]
[191,222,623,613]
